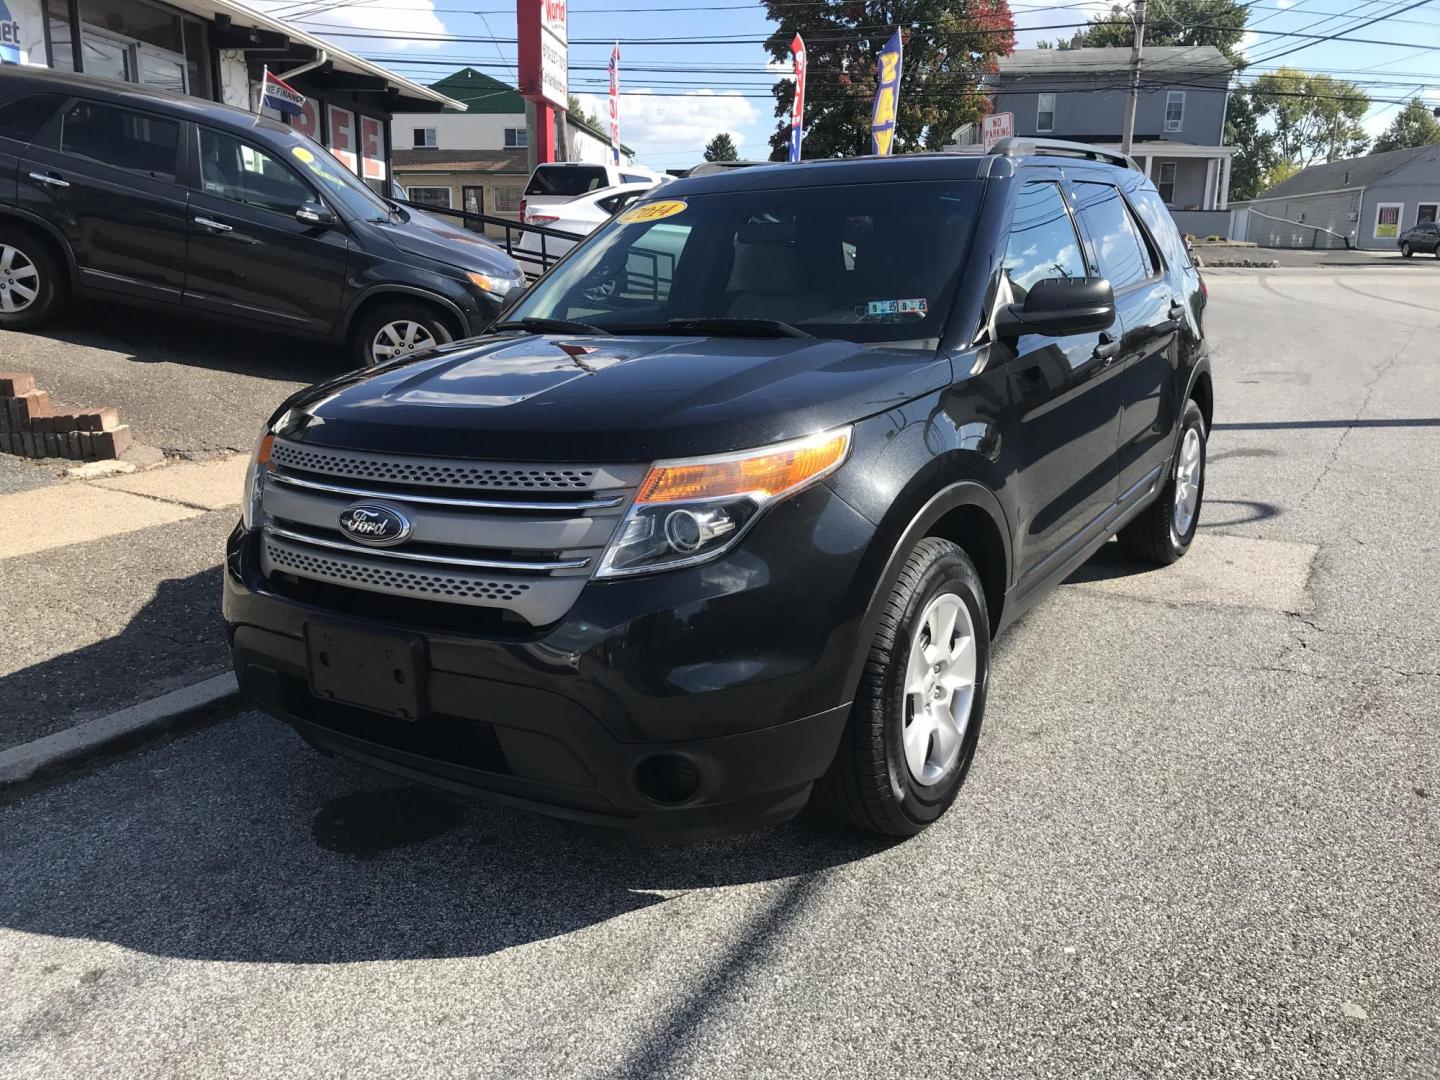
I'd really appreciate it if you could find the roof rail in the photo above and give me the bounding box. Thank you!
[988,137,1141,172]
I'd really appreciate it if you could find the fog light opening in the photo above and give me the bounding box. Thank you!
[634,754,703,806]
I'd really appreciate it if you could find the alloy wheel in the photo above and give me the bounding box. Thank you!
[371,320,438,363]
[0,245,40,314]
[1173,426,1203,537]
[902,592,977,787]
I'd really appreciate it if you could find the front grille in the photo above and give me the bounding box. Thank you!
[259,440,646,624]
[265,536,533,603]
[270,442,600,491]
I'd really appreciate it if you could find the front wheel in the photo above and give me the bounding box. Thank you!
[815,537,990,837]
[351,302,454,368]
[1401,242,1413,257]
[1118,398,1207,565]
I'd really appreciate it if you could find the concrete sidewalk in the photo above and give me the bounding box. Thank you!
[0,454,247,755]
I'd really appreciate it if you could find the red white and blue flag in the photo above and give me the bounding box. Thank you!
[608,43,620,166]
[261,69,305,117]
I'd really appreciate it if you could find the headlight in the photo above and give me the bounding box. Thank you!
[468,269,525,296]
[241,426,274,531]
[595,427,852,578]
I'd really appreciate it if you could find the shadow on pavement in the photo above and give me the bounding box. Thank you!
[28,300,353,383]
[0,569,230,753]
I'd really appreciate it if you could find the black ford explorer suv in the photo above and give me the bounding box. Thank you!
[224,139,1212,840]
[0,67,525,366]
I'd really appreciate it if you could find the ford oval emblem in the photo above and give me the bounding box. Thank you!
[337,503,412,548]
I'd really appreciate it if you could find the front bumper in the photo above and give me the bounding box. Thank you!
[223,482,877,838]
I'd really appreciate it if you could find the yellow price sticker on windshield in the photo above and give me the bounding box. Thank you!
[291,147,316,163]
[618,199,687,224]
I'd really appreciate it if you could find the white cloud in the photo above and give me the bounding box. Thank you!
[1276,0,1295,7]
[251,0,451,51]
[1236,29,1260,55]
[577,88,760,167]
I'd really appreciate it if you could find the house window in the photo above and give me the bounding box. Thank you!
[1157,162,1177,204]
[1165,92,1185,132]
[407,186,452,209]
[1036,92,1055,134]
[413,128,437,149]
[494,185,523,213]
[503,127,528,149]
[1417,203,1438,225]
[1374,202,1403,239]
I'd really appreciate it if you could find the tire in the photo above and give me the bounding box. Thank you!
[351,302,454,368]
[814,537,990,837]
[1118,398,1207,566]
[1401,242,1412,257]
[0,228,67,330]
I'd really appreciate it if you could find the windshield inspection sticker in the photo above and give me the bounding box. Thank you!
[617,199,688,225]
[898,298,928,316]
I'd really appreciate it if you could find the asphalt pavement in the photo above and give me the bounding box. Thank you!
[1,269,1437,1078]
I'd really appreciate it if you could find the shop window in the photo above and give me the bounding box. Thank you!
[408,187,452,209]
[494,185,523,213]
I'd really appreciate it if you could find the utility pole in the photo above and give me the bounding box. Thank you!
[1121,0,1147,157]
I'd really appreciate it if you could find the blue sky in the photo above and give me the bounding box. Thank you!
[259,0,1440,169]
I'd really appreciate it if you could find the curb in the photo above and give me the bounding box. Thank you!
[0,672,241,795]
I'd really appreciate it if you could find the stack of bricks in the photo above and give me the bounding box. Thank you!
[0,372,132,460]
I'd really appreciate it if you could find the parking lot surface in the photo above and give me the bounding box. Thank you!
[1,269,1437,1078]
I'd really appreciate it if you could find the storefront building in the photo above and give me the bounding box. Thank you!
[0,0,462,191]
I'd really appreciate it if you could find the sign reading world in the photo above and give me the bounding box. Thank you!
[0,0,22,64]
[518,0,568,109]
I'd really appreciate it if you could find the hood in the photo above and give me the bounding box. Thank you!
[277,333,952,461]
[379,212,522,282]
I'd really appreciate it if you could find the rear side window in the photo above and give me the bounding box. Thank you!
[0,94,67,144]
[1074,181,1154,290]
[1002,180,1087,301]
[60,101,180,183]
[1128,185,1193,270]
[525,165,608,197]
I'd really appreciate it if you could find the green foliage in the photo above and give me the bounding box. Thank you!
[761,0,1016,160]
[567,95,599,129]
[1372,99,1440,154]
[1261,158,1301,190]
[1224,87,1277,202]
[1250,68,1369,167]
[1074,0,1248,64]
[704,132,741,161]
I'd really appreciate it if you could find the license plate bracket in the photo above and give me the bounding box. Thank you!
[305,623,426,721]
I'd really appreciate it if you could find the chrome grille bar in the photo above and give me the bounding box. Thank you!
[267,469,627,512]
[265,524,591,572]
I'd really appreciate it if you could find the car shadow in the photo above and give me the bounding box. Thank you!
[0,711,896,965]
[30,299,355,383]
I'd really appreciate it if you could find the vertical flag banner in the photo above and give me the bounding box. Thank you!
[870,30,903,156]
[789,34,807,163]
[609,43,621,166]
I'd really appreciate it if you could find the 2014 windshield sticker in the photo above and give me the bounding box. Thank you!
[617,199,688,224]
[865,298,928,319]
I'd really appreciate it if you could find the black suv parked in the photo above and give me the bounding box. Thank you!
[0,67,525,366]
[224,140,1212,840]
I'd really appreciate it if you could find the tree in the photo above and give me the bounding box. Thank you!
[704,132,740,161]
[1251,67,1369,166]
[1372,99,1440,153]
[567,95,599,129]
[1224,86,1277,201]
[761,0,1016,161]
[1261,158,1301,191]
[1072,0,1248,64]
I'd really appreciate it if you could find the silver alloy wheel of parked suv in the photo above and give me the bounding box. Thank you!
[0,245,40,314]
[902,591,978,786]
[372,320,439,363]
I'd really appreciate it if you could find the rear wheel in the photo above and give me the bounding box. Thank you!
[351,302,454,368]
[0,230,66,330]
[1401,242,1413,257]
[815,537,989,837]
[1118,398,1207,565]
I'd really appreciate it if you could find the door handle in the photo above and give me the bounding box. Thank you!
[28,172,69,188]
[194,217,234,233]
[1092,333,1121,363]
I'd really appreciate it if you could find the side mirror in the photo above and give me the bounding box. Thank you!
[995,276,1115,339]
[296,203,337,228]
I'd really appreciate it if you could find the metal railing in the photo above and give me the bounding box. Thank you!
[392,199,588,275]
[1242,207,1353,250]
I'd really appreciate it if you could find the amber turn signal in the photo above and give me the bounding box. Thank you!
[636,428,852,505]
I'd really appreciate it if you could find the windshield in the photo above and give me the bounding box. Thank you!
[504,181,982,344]
[272,130,395,222]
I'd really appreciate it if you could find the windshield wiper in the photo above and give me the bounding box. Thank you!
[663,317,812,339]
[493,317,611,336]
